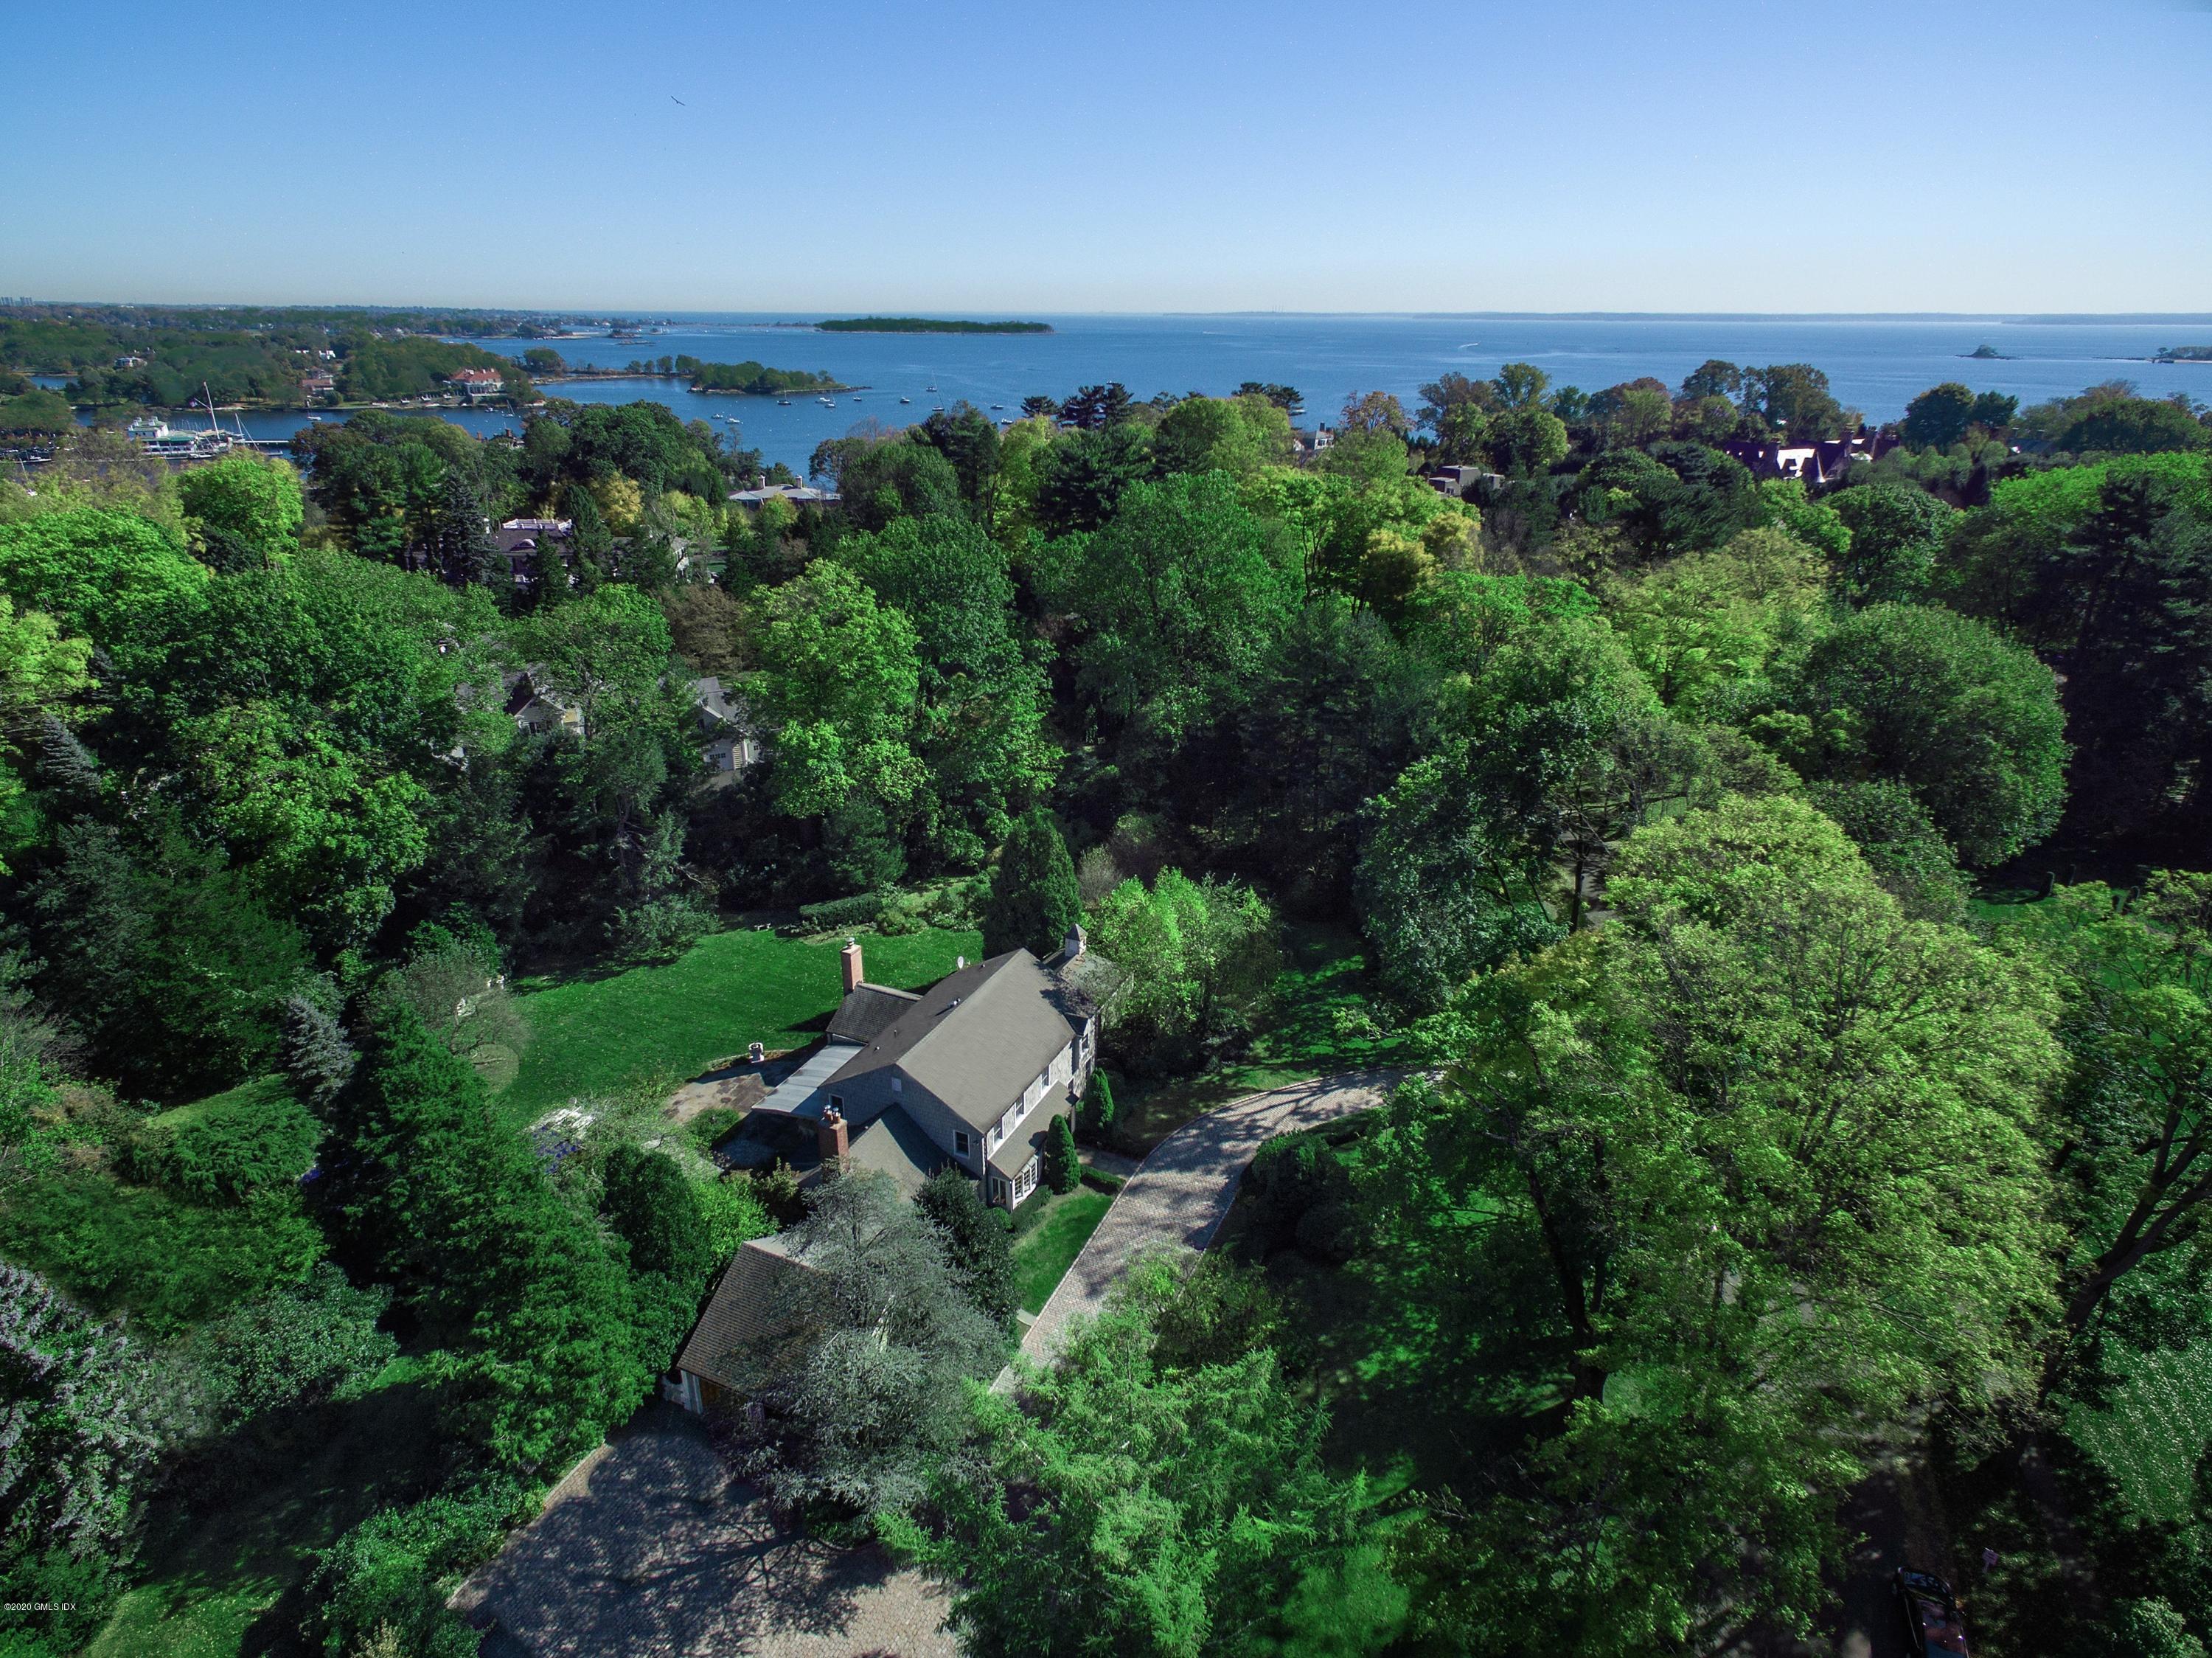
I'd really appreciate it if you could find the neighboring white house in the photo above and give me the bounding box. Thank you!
[688,676,762,784]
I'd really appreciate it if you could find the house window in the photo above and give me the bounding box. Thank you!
[955,1130,970,1157]
[1012,1158,1039,1204]
[890,1077,902,1095]
[990,1176,1007,1204]
[828,1094,842,1112]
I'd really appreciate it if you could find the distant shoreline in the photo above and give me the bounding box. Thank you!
[539,370,858,395]
[815,316,1053,335]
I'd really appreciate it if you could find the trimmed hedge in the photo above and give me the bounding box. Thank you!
[794,892,886,933]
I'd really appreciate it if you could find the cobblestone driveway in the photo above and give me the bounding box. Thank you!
[1018,1069,1399,1367]
[453,1404,955,1658]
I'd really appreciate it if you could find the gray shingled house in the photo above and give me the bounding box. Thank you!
[723,935,1096,1211]
[667,935,1097,1413]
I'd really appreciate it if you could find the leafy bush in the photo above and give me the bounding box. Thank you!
[303,1480,524,1658]
[609,892,712,964]
[0,1170,323,1339]
[128,1081,321,1203]
[1244,1130,1360,1263]
[189,1262,395,1428]
[686,1105,744,1154]
[917,1165,1018,1325]
[696,1174,772,1258]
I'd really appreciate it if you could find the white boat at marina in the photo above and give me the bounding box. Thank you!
[126,413,240,461]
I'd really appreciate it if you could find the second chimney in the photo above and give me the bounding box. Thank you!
[840,939,864,993]
[817,1105,848,1166]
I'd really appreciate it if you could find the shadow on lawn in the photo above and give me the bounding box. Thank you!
[102,1376,449,1658]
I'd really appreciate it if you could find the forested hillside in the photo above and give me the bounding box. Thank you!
[3,361,2211,1657]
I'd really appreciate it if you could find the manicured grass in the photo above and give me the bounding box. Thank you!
[2069,1342,2212,1523]
[498,923,981,1128]
[1012,1184,1114,1313]
[145,1073,293,1134]
[1113,923,1408,1154]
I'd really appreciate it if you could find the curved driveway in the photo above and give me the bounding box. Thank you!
[1017,1069,1399,1367]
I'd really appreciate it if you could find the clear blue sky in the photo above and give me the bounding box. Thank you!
[3,0,2206,313]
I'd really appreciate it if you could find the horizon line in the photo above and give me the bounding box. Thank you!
[6,299,2212,327]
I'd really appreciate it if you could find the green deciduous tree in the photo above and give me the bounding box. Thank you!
[1038,471,1302,745]
[1091,870,1281,1072]
[0,505,207,648]
[892,1255,1366,1658]
[1902,382,1981,449]
[1775,601,2068,866]
[176,451,305,569]
[746,560,925,819]
[981,808,1082,960]
[1368,794,2062,1653]
[1826,482,1960,606]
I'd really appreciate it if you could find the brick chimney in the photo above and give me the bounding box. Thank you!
[816,1105,848,1166]
[840,939,864,993]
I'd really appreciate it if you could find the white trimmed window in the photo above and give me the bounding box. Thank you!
[1012,1157,1040,1204]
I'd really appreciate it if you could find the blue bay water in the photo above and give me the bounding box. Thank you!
[104,313,2212,475]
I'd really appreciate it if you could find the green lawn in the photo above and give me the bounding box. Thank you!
[498,923,981,1127]
[2070,1342,2212,1523]
[1012,1184,1115,1313]
[1113,923,1408,1154]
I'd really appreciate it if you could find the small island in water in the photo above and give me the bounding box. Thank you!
[816,316,1054,335]
[1966,344,2011,359]
[2154,344,2212,363]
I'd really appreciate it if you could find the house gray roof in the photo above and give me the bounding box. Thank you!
[843,1103,947,1198]
[675,1232,813,1392]
[824,950,1088,1132]
[825,983,922,1047]
[987,1087,1071,1182]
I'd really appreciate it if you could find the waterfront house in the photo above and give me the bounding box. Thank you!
[448,367,506,400]
[1722,427,1896,486]
[728,482,840,511]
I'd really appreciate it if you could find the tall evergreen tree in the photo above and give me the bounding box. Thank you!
[981,808,1082,960]
[563,482,616,592]
[428,465,501,589]
[319,999,647,1471]
[915,1166,1017,1326]
[1043,1112,1079,1194]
